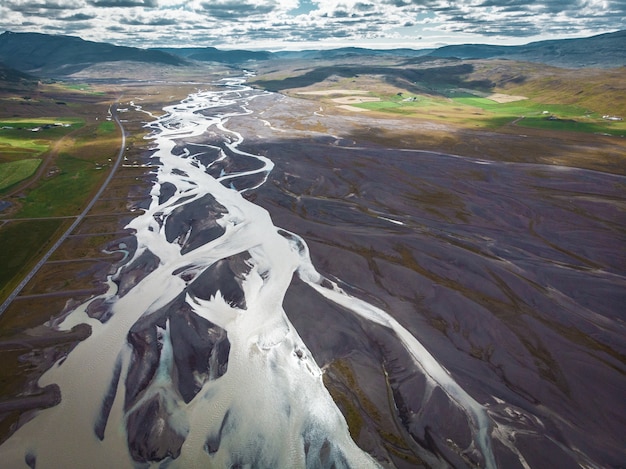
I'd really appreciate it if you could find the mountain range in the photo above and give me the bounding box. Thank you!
[427,29,626,68]
[0,31,184,76]
[0,29,624,79]
[153,47,272,63]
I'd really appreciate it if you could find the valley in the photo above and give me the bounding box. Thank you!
[0,31,625,468]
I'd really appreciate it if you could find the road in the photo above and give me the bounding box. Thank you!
[0,104,127,316]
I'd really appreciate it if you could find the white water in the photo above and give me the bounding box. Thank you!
[0,74,500,468]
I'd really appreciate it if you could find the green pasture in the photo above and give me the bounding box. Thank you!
[0,118,85,188]
[453,96,593,118]
[0,159,42,191]
[457,97,625,134]
[66,83,91,91]
[62,83,105,95]
[355,92,626,135]
[0,218,65,302]
[0,119,83,158]
[514,116,616,133]
[16,153,106,218]
[97,120,116,134]
[0,118,82,129]
[0,136,49,161]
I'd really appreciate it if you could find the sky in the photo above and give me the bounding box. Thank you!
[0,0,624,50]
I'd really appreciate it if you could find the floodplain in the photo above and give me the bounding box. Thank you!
[0,56,624,467]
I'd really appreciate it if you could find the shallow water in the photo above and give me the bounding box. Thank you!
[1,74,624,469]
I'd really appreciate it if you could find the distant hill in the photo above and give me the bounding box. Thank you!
[250,30,626,68]
[273,47,434,60]
[0,31,186,76]
[155,46,433,63]
[155,47,272,63]
[0,29,623,78]
[427,30,626,68]
[0,61,39,92]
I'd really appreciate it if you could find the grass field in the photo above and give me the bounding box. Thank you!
[0,118,83,140]
[97,120,116,133]
[0,136,49,161]
[16,153,106,217]
[0,218,66,301]
[62,83,105,95]
[258,59,625,174]
[0,119,87,196]
[0,159,42,191]
[254,57,626,137]
[0,119,83,164]
[354,92,626,135]
[0,93,119,303]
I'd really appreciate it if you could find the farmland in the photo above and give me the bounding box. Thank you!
[352,90,625,135]
[0,83,120,307]
[251,58,626,174]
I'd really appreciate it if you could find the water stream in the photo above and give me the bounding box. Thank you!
[2,73,624,469]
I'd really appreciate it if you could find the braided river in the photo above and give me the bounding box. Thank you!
[1,74,624,468]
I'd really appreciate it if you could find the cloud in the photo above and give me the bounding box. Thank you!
[13,0,82,8]
[121,16,178,26]
[197,1,277,20]
[61,12,95,20]
[0,0,623,49]
[88,0,157,7]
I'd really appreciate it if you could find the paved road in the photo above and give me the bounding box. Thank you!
[0,104,127,316]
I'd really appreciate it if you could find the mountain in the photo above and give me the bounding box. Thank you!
[155,47,272,64]
[0,29,623,78]
[427,44,511,60]
[156,46,434,63]
[273,47,434,60]
[0,62,39,92]
[427,30,626,68]
[0,31,186,76]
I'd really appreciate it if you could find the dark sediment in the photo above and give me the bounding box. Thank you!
[158,181,177,205]
[302,424,350,468]
[122,284,231,461]
[187,251,252,308]
[126,393,187,463]
[169,303,230,402]
[204,409,230,455]
[113,248,160,298]
[251,134,626,468]
[94,356,122,440]
[164,193,228,254]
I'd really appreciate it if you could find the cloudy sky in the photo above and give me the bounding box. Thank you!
[1,0,624,50]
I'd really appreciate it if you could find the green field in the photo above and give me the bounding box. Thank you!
[0,136,49,160]
[355,92,626,135]
[16,153,106,218]
[0,218,66,300]
[97,120,116,134]
[0,118,84,190]
[0,113,117,304]
[62,83,105,95]
[0,119,83,159]
[0,159,42,191]
[0,118,82,130]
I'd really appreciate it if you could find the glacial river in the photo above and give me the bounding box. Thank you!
[1,74,625,468]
